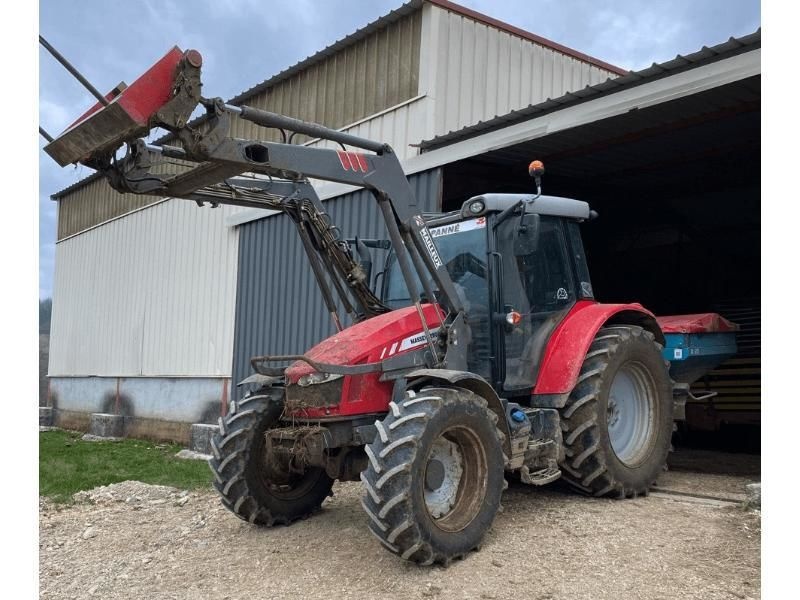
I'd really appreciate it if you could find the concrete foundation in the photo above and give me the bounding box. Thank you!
[56,409,195,444]
[39,407,54,427]
[89,413,125,439]
[48,375,230,444]
[190,423,219,455]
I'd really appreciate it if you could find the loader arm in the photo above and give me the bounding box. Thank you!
[43,47,468,371]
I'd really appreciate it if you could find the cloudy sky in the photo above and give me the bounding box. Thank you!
[38,0,760,298]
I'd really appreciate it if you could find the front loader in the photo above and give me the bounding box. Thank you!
[42,46,728,566]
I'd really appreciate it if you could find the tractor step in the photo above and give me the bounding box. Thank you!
[519,466,561,486]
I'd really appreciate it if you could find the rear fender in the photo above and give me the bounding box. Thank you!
[405,369,512,457]
[532,301,664,404]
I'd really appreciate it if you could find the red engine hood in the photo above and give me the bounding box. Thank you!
[285,304,444,383]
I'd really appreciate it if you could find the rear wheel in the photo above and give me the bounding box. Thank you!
[360,387,505,565]
[558,326,672,498]
[209,391,334,525]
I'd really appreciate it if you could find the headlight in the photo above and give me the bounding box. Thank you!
[468,200,485,214]
[297,372,344,387]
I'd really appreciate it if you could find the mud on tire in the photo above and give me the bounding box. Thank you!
[209,391,334,525]
[360,387,506,566]
[558,325,673,498]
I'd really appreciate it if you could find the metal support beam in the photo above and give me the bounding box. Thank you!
[39,35,110,107]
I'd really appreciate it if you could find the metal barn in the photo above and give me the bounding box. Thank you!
[47,0,623,441]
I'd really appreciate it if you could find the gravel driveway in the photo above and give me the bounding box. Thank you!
[39,461,760,600]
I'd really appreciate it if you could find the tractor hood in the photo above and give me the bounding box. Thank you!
[285,304,444,384]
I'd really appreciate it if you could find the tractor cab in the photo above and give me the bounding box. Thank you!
[382,193,596,396]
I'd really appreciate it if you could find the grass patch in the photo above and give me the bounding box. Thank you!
[39,430,212,503]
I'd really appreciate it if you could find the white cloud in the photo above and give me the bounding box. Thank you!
[588,8,689,70]
[199,0,321,30]
[38,99,72,134]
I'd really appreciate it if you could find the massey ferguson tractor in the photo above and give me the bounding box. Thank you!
[42,46,737,566]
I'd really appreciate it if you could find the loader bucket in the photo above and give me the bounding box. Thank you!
[43,46,197,167]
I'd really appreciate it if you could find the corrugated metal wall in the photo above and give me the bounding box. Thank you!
[55,159,195,240]
[423,3,617,136]
[231,10,421,144]
[231,168,441,398]
[49,200,242,376]
[57,177,161,240]
[305,95,430,168]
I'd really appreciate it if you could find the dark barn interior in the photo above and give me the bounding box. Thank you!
[438,75,761,451]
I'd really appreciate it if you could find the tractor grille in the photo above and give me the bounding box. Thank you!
[284,378,344,411]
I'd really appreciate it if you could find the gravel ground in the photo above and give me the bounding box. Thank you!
[39,465,760,600]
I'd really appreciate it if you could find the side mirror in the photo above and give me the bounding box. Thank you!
[513,214,540,256]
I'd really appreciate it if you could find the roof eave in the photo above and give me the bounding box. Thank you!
[419,28,761,151]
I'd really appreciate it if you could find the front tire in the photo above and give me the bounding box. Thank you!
[209,391,334,525]
[558,326,672,498]
[360,387,505,566]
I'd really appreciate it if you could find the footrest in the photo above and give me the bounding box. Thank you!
[520,466,561,486]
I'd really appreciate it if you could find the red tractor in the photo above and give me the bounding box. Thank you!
[44,48,682,566]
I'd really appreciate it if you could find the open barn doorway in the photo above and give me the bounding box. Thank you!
[438,76,760,452]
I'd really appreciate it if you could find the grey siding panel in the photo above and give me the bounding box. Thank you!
[231,169,441,398]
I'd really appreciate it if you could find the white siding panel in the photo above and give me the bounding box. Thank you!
[422,5,620,137]
[50,200,241,376]
[306,95,431,163]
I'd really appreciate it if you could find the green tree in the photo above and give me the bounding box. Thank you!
[39,298,52,334]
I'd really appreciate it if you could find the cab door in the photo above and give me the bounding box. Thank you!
[493,215,581,394]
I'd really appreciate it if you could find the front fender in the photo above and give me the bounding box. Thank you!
[533,300,664,397]
[406,368,512,458]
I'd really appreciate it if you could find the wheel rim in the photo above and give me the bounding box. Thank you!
[607,362,656,466]
[422,426,488,532]
[260,468,326,500]
[257,434,326,500]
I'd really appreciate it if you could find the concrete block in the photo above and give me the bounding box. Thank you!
[176,449,212,461]
[190,423,219,455]
[89,413,125,438]
[745,482,761,509]
[39,407,54,427]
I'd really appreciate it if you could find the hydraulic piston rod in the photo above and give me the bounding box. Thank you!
[225,104,387,154]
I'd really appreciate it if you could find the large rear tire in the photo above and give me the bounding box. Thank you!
[209,392,334,525]
[360,387,505,566]
[558,325,672,498]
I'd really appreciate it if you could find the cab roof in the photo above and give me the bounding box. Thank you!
[468,193,591,220]
[424,193,592,226]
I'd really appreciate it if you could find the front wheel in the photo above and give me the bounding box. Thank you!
[558,325,673,498]
[209,392,334,525]
[360,387,506,566]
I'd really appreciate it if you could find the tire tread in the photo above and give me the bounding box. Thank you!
[558,326,672,498]
[361,387,505,565]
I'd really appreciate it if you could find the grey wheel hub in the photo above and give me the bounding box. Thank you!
[424,437,464,519]
[607,362,656,466]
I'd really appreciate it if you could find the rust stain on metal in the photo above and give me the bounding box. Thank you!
[221,378,229,417]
